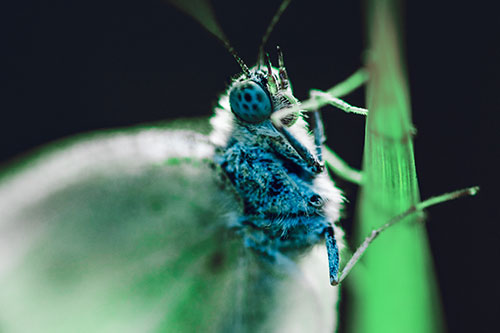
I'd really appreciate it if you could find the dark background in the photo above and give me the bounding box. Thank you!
[2,0,498,331]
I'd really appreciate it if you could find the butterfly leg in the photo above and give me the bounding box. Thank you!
[322,68,368,99]
[311,108,362,185]
[273,125,324,174]
[305,69,369,118]
[323,145,363,185]
[312,110,326,162]
[336,186,478,284]
[324,225,340,286]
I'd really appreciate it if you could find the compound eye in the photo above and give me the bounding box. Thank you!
[229,81,272,123]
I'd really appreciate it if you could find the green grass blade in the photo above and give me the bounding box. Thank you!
[347,1,444,332]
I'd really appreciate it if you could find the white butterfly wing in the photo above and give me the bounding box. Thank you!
[0,127,337,332]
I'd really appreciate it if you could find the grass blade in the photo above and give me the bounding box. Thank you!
[348,1,444,332]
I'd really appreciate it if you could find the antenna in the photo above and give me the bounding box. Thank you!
[168,0,250,76]
[257,0,293,67]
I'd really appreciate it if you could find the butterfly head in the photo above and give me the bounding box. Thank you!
[228,47,299,126]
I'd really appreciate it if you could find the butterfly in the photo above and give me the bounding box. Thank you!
[0,1,352,331]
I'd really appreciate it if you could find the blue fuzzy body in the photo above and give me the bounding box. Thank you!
[210,69,344,278]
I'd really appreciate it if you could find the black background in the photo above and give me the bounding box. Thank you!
[2,0,498,331]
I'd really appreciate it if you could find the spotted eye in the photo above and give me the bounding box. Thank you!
[229,81,272,123]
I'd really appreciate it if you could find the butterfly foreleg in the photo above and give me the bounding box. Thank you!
[270,125,323,175]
